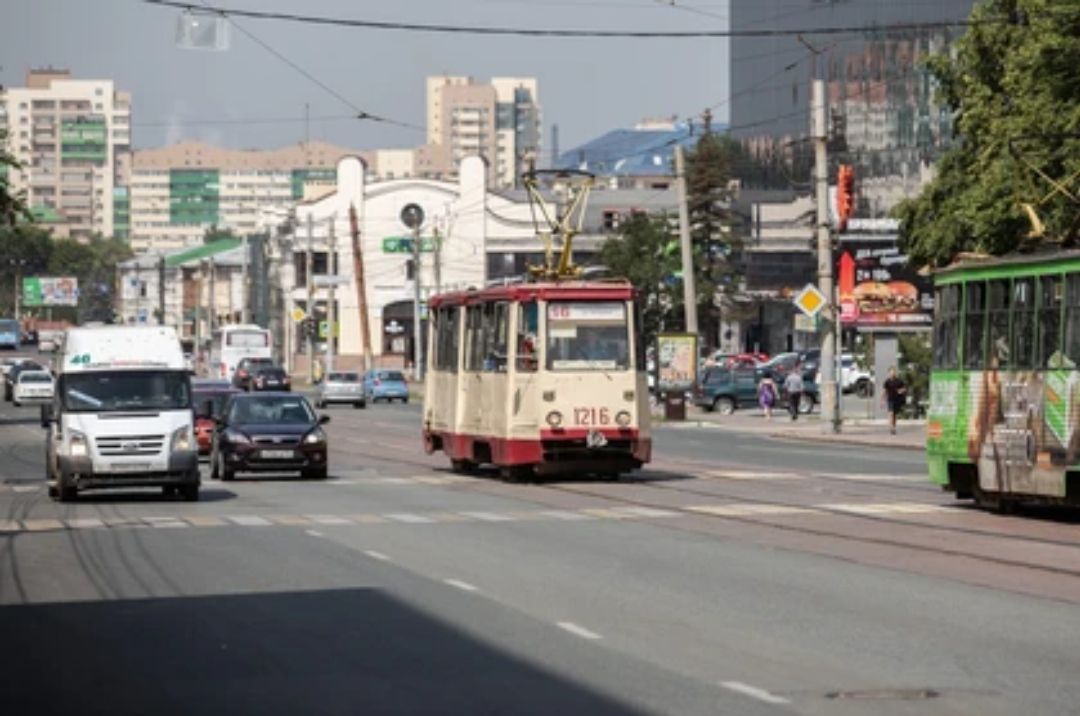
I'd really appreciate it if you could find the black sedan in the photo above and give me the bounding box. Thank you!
[210,392,329,481]
[251,366,291,392]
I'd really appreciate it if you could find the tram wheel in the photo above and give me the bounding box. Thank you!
[450,459,477,475]
[500,465,533,483]
[973,487,1016,514]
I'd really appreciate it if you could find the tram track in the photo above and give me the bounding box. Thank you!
[332,438,1080,579]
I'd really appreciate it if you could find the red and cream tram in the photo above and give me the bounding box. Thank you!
[422,281,652,479]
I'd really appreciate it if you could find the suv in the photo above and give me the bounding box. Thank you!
[233,357,276,391]
[694,366,759,414]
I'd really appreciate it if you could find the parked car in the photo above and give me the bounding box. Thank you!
[4,360,45,402]
[251,366,291,392]
[694,366,759,414]
[192,382,241,456]
[12,369,54,407]
[704,351,769,369]
[363,370,409,404]
[317,371,365,408]
[210,392,330,481]
[233,357,277,391]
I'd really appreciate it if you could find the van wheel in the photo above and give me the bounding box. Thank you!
[180,484,200,501]
[713,396,736,415]
[57,474,77,503]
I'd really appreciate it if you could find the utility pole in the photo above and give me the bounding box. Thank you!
[306,213,315,384]
[326,215,336,374]
[158,256,166,326]
[432,226,442,294]
[411,222,424,382]
[349,204,373,371]
[813,78,840,434]
[674,144,698,336]
[207,253,215,336]
[241,232,250,324]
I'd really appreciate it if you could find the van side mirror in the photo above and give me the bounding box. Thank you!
[40,404,53,429]
[318,414,331,425]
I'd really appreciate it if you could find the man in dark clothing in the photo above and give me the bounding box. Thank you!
[883,366,907,435]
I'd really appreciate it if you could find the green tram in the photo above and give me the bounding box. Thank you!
[928,251,1080,510]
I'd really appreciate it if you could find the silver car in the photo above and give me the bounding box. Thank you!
[316,371,366,409]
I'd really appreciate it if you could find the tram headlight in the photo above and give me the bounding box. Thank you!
[545,410,563,428]
[615,410,632,427]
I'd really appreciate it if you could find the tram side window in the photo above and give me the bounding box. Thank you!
[515,302,538,372]
[436,307,460,372]
[1012,278,1036,369]
[465,305,485,372]
[933,285,960,369]
[963,282,986,370]
[1040,276,1063,369]
[483,302,510,372]
[1066,274,1080,368]
[987,279,1011,368]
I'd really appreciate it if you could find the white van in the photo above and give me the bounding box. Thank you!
[44,326,199,502]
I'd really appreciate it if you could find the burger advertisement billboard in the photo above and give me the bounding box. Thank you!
[837,238,933,329]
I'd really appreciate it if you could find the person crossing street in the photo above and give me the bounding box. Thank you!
[783,364,804,421]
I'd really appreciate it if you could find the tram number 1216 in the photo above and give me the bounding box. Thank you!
[574,407,610,426]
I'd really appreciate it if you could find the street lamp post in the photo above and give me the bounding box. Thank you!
[9,259,28,323]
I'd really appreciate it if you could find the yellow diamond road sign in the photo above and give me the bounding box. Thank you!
[290,308,306,323]
[794,284,826,318]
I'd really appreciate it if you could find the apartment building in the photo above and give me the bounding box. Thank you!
[129,140,368,252]
[0,68,131,239]
[424,75,541,188]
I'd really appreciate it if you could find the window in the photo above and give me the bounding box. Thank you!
[1066,274,1080,368]
[1012,278,1035,368]
[436,306,461,372]
[546,301,630,371]
[964,282,986,370]
[516,301,538,372]
[483,302,510,372]
[1040,275,1063,368]
[987,279,1011,368]
[465,305,484,372]
[933,285,960,369]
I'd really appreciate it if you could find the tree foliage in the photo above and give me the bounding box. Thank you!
[896,0,1080,267]
[204,224,237,244]
[0,129,32,228]
[598,213,680,350]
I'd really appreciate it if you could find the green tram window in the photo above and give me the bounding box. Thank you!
[964,281,987,370]
[1012,278,1036,369]
[933,285,960,369]
[987,279,1011,368]
[1040,275,1063,369]
[1066,274,1080,368]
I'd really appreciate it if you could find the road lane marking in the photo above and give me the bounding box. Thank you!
[269,515,312,526]
[556,622,602,640]
[687,504,817,517]
[444,578,478,592]
[306,514,351,525]
[0,520,22,532]
[21,519,64,531]
[184,516,227,527]
[65,517,105,529]
[364,550,391,561]
[459,511,513,522]
[305,529,324,537]
[823,502,950,515]
[613,506,681,518]
[226,515,272,526]
[581,508,630,519]
[720,681,790,705]
[348,514,388,524]
[428,512,474,522]
[540,510,593,520]
[12,485,40,493]
[385,513,435,524]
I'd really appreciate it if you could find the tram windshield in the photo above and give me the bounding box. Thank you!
[546,301,630,371]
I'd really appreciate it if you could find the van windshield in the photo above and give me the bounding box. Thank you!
[62,371,191,412]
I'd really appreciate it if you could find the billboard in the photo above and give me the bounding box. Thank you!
[837,237,933,330]
[22,277,79,307]
[657,333,698,392]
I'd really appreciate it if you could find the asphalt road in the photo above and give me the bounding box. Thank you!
[2,371,1080,715]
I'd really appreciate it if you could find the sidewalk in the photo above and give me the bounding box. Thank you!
[658,406,925,451]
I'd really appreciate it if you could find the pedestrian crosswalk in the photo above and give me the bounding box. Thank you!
[0,499,955,535]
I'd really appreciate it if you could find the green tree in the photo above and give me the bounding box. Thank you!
[203,224,237,245]
[896,0,1080,267]
[0,225,53,314]
[598,213,680,350]
[0,129,32,227]
[47,234,133,323]
[685,131,743,346]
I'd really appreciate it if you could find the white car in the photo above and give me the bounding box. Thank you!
[814,354,874,396]
[13,369,54,407]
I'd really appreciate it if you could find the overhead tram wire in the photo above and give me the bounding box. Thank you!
[145,1,1018,38]
[132,114,359,128]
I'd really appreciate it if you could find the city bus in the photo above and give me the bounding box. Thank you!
[422,281,652,480]
[927,251,1080,510]
[0,318,20,350]
[209,324,273,381]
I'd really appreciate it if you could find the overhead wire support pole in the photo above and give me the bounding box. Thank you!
[412,223,424,382]
[812,79,839,434]
[306,212,315,384]
[349,204,373,371]
[674,144,698,336]
[326,214,336,375]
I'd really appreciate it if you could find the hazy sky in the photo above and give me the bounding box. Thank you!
[2,0,731,155]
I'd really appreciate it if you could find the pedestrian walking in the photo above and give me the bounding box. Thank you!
[758,372,778,420]
[883,366,907,435]
[783,365,804,421]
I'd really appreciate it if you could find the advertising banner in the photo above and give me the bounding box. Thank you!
[22,277,79,307]
[657,333,698,393]
[837,237,933,330]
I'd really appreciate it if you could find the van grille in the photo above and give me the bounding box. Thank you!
[96,435,166,456]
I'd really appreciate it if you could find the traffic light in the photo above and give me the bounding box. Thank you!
[836,164,855,231]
